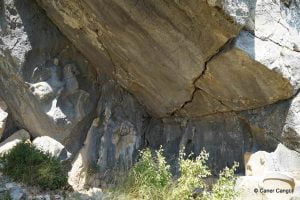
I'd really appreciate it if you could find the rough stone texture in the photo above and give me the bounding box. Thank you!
[145,114,254,174]
[0,0,300,195]
[32,136,72,162]
[0,0,100,153]
[0,129,30,155]
[68,188,103,200]
[221,0,300,52]
[68,80,148,190]
[36,0,242,117]
[5,183,26,200]
[240,95,300,151]
[0,99,8,138]
[245,144,300,179]
[235,176,263,200]
[36,0,300,118]
[236,143,300,200]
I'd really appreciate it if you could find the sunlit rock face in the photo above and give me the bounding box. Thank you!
[36,0,299,118]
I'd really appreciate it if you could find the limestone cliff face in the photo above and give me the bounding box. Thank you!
[35,0,299,118]
[0,0,300,191]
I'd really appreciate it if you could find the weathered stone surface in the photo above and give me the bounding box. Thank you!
[68,80,148,190]
[245,144,300,179]
[36,0,240,117]
[221,0,300,52]
[0,129,30,155]
[32,136,71,162]
[1,0,300,195]
[180,40,293,116]
[0,0,99,153]
[235,176,263,200]
[145,113,254,174]
[240,94,300,151]
[0,100,8,139]
[68,188,103,200]
[5,183,26,200]
[36,0,300,118]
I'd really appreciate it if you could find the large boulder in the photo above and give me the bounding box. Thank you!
[0,129,30,155]
[36,0,241,117]
[36,0,300,118]
[32,136,72,162]
[245,144,300,179]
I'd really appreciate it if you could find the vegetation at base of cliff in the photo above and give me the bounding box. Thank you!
[0,141,68,190]
[0,191,11,200]
[109,148,239,200]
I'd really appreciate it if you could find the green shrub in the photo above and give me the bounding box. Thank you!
[0,191,11,200]
[110,147,239,200]
[0,141,68,190]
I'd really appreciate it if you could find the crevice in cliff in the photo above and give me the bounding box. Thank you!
[94,33,118,81]
[251,32,300,53]
[170,37,236,116]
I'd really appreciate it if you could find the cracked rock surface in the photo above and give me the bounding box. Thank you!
[36,0,300,118]
[36,0,240,117]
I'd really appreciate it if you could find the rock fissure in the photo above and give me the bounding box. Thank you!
[252,31,300,53]
[170,36,237,116]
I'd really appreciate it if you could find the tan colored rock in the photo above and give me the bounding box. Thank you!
[0,99,7,111]
[189,47,293,116]
[0,129,30,155]
[36,0,239,117]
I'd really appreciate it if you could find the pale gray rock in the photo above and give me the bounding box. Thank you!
[245,144,300,179]
[0,129,30,155]
[235,176,263,200]
[67,188,103,200]
[68,80,148,190]
[0,106,8,139]
[282,95,300,150]
[32,136,72,161]
[0,0,99,154]
[5,183,26,200]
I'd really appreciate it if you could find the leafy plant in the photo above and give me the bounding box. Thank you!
[0,141,68,190]
[109,147,239,200]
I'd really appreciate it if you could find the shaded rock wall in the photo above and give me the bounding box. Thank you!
[0,0,99,153]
